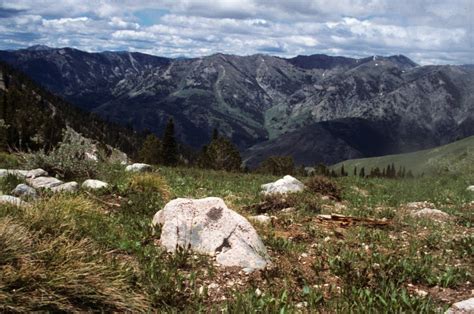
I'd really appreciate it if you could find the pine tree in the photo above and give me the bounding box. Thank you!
[341,165,346,177]
[161,118,179,166]
[359,167,365,178]
[353,166,357,176]
[212,128,219,140]
[138,134,161,164]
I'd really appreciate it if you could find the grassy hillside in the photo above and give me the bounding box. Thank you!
[1,156,473,311]
[332,136,474,176]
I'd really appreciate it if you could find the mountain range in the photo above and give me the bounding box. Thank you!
[1,45,473,167]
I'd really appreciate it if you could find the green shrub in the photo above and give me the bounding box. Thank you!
[0,152,20,168]
[0,173,23,194]
[22,128,98,179]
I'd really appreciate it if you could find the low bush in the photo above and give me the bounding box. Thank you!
[22,128,98,180]
[306,175,342,200]
[0,152,20,168]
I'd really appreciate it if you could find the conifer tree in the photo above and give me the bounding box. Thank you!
[138,133,161,164]
[359,167,365,178]
[161,118,179,166]
[353,166,357,176]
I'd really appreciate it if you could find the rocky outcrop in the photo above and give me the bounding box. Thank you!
[82,179,109,190]
[27,176,63,189]
[152,197,270,270]
[0,168,47,179]
[125,163,152,173]
[50,182,79,193]
[261,175,305,195]
[11,184,36,199]
[467,185,474,192]
[0,195,28,207]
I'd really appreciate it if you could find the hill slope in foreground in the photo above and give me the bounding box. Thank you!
[0,157,473,311]
[332,135,474,176]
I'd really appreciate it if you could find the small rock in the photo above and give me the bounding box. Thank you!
[125,163,153,172]
[467,186,474,192]
[281,207,296,213]
[248,214,272,225]
[0,195,28,207]
[82,179,109,190]
[208,283,219,290]
[301,253,309,258]
[243,267,255,274]
[11,184,36,199]
[27,176,63,189]
[50,182,79,193]
[446,297,474,313]
[261,175,305,195]
[410,208,451,222]
[198,286,205,295]
[296,302,308,309]
[414,289,428,297]
[255,288,262,297]
[321,195,331,201]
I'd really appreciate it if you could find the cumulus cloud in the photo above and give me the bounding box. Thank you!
[0,0,472,64]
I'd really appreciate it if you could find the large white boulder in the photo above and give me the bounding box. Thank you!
[50,182,79,193]
[82,179,109,190]
[125,163,152,173]
[261,175,305,195]
[446,297,474,313]
[467,186,474,192]
[152,197,270,269]
[11,184,37,199]
[0,195,28,207]
[27,176,63,189]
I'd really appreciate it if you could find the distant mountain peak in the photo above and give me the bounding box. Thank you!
[25,45,53,51]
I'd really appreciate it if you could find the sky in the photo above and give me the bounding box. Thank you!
[0,0,473,65]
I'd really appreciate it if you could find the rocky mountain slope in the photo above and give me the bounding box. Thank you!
[1,46,473,166]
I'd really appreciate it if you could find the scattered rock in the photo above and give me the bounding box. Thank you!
[27,176,63,189]
[125,163,153,173]
[248,214,272,225]
[25,168,48,178]
[406,201,436,209]
[152,197,270,269]
[50,182,79,193]
[11,184,36,199]
[0,195,28,207]
[82,179,109,190]
[467,186,474,192]
[1,169,47,179]
[446,297,474,313]
[410,208,451,222]
[0,169,28,178]
[261,175,305,195]
[351,186,369,197]
[281,207,296,213]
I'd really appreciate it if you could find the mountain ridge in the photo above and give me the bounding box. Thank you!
[1,46,473,166]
